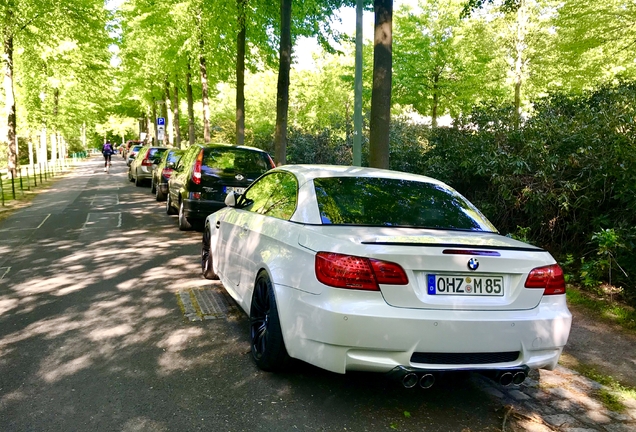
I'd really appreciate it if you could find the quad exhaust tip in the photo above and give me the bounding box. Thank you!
[391,366,527,389]
[494,369,527,386]
[400,371,436,389]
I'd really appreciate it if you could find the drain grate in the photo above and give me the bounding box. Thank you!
[177,286,237,321]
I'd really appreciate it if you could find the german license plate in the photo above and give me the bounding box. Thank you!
[224,186,245,194]
[427,274,504,296]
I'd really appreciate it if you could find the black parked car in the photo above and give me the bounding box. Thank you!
[166,143,275,230]
[152,148,185,201]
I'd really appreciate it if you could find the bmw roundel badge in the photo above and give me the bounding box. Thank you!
[467,258,479,271]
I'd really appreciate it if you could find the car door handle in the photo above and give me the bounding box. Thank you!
[242,224,248,232]
[215,221,221,229]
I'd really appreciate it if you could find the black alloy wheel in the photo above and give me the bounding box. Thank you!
[249,272,290,371]
[201,228,219,280]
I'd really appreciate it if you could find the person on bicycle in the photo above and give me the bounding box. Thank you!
[102,141,114,171]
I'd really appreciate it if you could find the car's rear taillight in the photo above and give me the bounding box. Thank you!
[141,148,152,166]
[524,264,566,295]
[315,252,408,291]
[192,149,203,185]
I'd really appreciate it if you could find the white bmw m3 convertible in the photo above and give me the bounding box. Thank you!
[201,165,571,387]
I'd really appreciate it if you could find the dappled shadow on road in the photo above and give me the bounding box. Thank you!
[0,162,504,431]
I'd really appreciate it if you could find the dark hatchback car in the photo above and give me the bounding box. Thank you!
[167,143,275,230]
[152,148,185,201]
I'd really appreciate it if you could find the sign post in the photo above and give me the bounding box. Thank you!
[157,117,166,142]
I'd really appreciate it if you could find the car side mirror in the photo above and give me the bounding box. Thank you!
[224,192,237,207]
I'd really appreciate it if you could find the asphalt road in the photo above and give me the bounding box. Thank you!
[0,156,505,432]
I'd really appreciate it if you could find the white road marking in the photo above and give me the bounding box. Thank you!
[0,214,51,232]
[36,214,51,229]
[82,212,122,229]
[0,267,10,280]
[90,194,120,207]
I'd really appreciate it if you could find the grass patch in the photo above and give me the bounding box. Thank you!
[596,388,625,412]
[559,353,636,412]
[566,286,636,332]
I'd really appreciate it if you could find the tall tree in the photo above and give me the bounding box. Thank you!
[236,0,247,145]
[369,0,392,169]
[274,0,292,165]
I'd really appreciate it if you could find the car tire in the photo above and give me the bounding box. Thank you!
[178,200,192,231]
[134,172,142,187]
[155,183,166,201]
[250,272,290,372]
[201,228,219,280]
[150,178,156,194]
[128,169,134,182]
[166,193,177,215]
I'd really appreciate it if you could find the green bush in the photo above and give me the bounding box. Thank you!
[422,81,636,303]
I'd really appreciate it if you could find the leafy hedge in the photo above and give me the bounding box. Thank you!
[274,81,636,303]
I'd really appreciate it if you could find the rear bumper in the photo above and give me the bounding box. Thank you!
[275,285,572,374]
[183,198,226,220]
[136,166,154,180]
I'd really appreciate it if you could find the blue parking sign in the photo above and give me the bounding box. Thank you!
[157,117,165,126]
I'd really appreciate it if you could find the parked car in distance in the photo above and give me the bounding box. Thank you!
[166,143,275,231]
[126,145,144,167]
[152,148,185,201]
[123,140,144,159]
[201,165,572,386]
[128,146,168,187]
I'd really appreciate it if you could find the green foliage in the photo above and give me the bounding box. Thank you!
[421,81,636,302]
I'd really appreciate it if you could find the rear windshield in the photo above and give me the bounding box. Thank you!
[130,145,143,153]
[202,148,272,176]
[313,177,497,232]
[148,147,167,161]
[167,150,183,163]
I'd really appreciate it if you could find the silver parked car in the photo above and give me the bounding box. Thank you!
[128,146,168,187]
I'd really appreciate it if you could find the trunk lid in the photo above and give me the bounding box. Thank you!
[298,226,554,311]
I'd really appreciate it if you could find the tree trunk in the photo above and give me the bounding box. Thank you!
[152,98,158,144]
[274,0,292,166]
[173,77,181,148]
[164,79,173,146]
[186,62,195,146]
[3,30,17,177]
[162,89,169,146]
[513,0,527,129]
[369,0,393,169]
[51,88,59,163]
[236,0,247,146]
[199,39,211,143]
[353,0,364,167]
[432,72,439,128]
